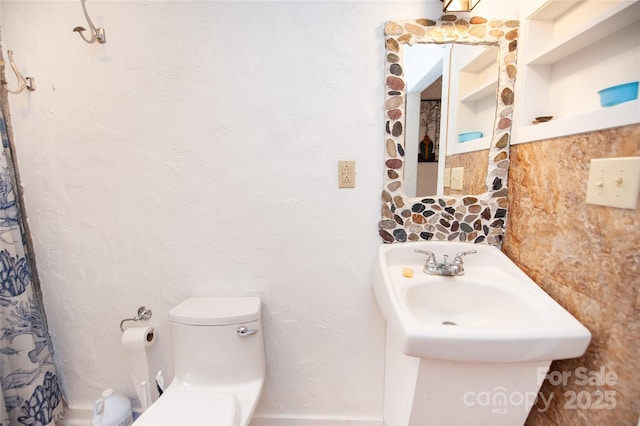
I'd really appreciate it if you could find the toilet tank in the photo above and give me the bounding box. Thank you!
[169,297,265,386]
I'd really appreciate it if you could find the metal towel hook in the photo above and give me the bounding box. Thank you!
[120,306,152,332]
[73,0,106,44]
[1,50,35,94]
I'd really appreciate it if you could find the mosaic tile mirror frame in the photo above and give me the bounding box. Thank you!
[379,16,519,247]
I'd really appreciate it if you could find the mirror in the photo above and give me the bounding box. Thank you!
[404,43,500,197]
[379,17,518,247]
[403,43,448,198]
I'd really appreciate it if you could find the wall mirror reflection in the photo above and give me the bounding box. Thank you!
[404,43,500,198]
[380,17,518,246]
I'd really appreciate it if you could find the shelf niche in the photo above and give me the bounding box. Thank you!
[514,0,640,144]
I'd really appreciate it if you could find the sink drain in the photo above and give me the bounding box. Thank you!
[442,321,458,326]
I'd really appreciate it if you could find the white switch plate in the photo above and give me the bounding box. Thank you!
[443,168,451,188]
[450,167,464,190]
[586,157,640,209]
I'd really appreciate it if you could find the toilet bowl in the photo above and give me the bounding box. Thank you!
[134,297,265,426]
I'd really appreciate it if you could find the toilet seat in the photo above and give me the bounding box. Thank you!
[133,388,238,425]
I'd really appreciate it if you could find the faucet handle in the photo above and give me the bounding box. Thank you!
[454,250,477,264]
[415,249,437,266]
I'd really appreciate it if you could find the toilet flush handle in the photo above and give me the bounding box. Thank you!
[237,326,258,337]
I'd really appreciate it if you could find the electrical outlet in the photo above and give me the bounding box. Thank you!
[338,161,355,188]
[450,167,464,190]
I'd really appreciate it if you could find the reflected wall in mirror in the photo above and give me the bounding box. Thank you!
[403,43,448,198]
[379,16,518,247]
[404,43,500,197]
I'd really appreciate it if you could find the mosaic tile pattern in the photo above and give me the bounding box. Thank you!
[380,17,519,247]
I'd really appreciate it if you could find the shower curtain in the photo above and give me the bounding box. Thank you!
[0,111,63,425]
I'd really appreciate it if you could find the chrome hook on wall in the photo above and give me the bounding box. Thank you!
[0,50,35,94]
[73,0,106,44]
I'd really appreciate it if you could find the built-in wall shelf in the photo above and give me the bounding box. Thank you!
[518,99,640,143]
[514,0,640,144]
[450,135,491,155]
[447,45,499,155]
[458,46,499,102]
[459,79,498,104]
[526,1,639,65]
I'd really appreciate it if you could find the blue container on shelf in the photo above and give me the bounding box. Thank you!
[597,81,639,107]
[458,132,483,143]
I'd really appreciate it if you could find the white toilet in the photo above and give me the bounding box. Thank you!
[134,297,265,426]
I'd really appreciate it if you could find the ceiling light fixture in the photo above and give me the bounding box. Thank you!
[441,0,481,13]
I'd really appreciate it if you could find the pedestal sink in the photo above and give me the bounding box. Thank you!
[372,241,591,426]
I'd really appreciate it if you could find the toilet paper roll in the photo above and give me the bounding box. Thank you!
[121,326,155,410]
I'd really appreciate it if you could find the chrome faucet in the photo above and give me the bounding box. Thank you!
[415,249,477,276]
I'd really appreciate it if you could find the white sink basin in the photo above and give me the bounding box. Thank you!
[372,241,591,363]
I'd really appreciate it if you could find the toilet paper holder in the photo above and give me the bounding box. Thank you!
[120,306,153,332]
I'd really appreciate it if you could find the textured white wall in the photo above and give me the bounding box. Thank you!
[0,0,516,422]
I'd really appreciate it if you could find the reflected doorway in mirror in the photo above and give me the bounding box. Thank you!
[418,101,440,163]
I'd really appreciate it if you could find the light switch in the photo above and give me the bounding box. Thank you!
[585,157,640,209]
[443,168,451,188]
[450,167,464,190]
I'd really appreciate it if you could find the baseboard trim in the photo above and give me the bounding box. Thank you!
[60,406,147,425]
[61,407,383,426]
[250,414,383,426]
[60,406,93,426]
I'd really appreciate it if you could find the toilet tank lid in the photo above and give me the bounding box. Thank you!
[169,297,261,326]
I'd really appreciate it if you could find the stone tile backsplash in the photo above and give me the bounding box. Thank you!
[503,124,640,425]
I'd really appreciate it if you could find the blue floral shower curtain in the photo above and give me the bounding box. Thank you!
[0,111,64,425]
